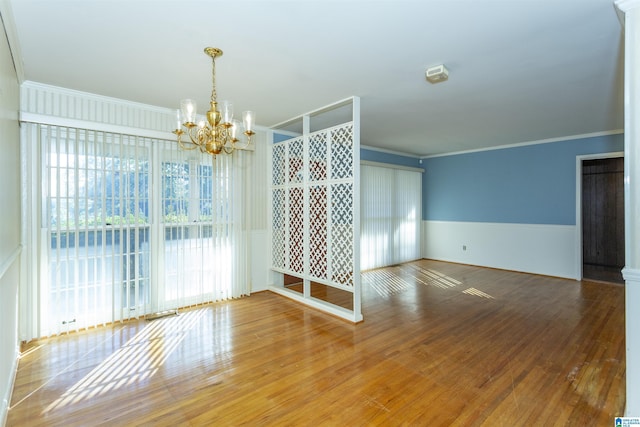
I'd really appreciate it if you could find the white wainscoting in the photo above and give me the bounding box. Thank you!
[422,220,578,279]
[21,81,175,132]
[0,247,21,425]
[250,230,269,293]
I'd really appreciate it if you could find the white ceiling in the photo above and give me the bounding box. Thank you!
[7,0,624,156]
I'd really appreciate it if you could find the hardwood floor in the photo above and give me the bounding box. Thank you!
[7,260,625,426]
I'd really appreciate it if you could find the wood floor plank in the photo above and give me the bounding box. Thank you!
[6,260,625,426]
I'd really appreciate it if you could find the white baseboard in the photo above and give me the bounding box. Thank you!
[268,285,362,323]
[1,351,18,426]
[625,268,640,417]
[422,220,578,279]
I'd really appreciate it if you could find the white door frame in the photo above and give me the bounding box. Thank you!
[574,151,624,280]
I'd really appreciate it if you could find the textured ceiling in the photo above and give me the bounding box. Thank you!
[7,0,624,156]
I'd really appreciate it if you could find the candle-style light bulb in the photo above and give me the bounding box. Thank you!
[180,99,197,124]
[231,119,241,141]
[221,100,234,125]
[242,111,255,134]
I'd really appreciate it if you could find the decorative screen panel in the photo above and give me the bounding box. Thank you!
[288,186,305,274]
[271,123,356,291]
[309,185,328,280]
[272,188,286,269]
[330,125,354,180]
[272,143,286,186]
[309,133,327,182]
[289,138,304,184]
[330,182,354,286]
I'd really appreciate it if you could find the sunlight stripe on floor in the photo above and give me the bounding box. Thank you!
[462,287,495,299]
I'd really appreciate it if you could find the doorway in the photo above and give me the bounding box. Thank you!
[581,157,625,283]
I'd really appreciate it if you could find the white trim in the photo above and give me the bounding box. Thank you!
[574,151,624,281]
[0,245,21,280]
[616,0,640,14]
[616,4,626,26]
[0,244,20,427]
[421,129,624,159]
[19,111,259,152]
[0,0,24,82]
[361,160,424,173]
[19,111,176,141]
[352,96,362,321]
[0,246,21,427]
[623,268,640,282]
[270,96,356,129]
[360,144,422,159]
[1,353,18,427]
[268,286,362,322]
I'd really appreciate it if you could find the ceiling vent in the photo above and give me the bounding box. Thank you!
[425,65,449,84]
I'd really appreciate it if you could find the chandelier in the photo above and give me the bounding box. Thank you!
[173,47,255,156]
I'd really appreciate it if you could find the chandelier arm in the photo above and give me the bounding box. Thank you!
[176,130,199,150]
[184,125,201,147]
[178,139,199,151]
[230,134,252,151]
[238,134,253,150]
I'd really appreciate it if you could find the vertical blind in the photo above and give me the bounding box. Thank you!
[360,164,422,270]
[22,124,248,339]
[43,127,151,333]
[159,141,248,311]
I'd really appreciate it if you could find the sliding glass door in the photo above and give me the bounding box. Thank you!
[360,164,422,271]
[159,148,239,310]
[44,128,151,331]
[26,124,247,338]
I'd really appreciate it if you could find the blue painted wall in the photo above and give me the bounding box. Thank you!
[360,147,421,169]
[273,132,295,143]
[422,133,624,225]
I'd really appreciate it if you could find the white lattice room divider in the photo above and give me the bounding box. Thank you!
[269,97,362,322]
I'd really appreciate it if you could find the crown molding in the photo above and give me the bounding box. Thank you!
[0,0,25,82]
[361,160,424,173]
[421,129,624,159]
[360,144,421,158]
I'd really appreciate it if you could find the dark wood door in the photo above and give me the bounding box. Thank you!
[582,157,624,283]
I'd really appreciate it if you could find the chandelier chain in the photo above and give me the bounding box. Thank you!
[210,56,217,105]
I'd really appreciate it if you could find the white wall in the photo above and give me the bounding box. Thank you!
[0,4,22,423]
[422,220,578,279]
[248,128,269,293]
[250,230,269,292]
